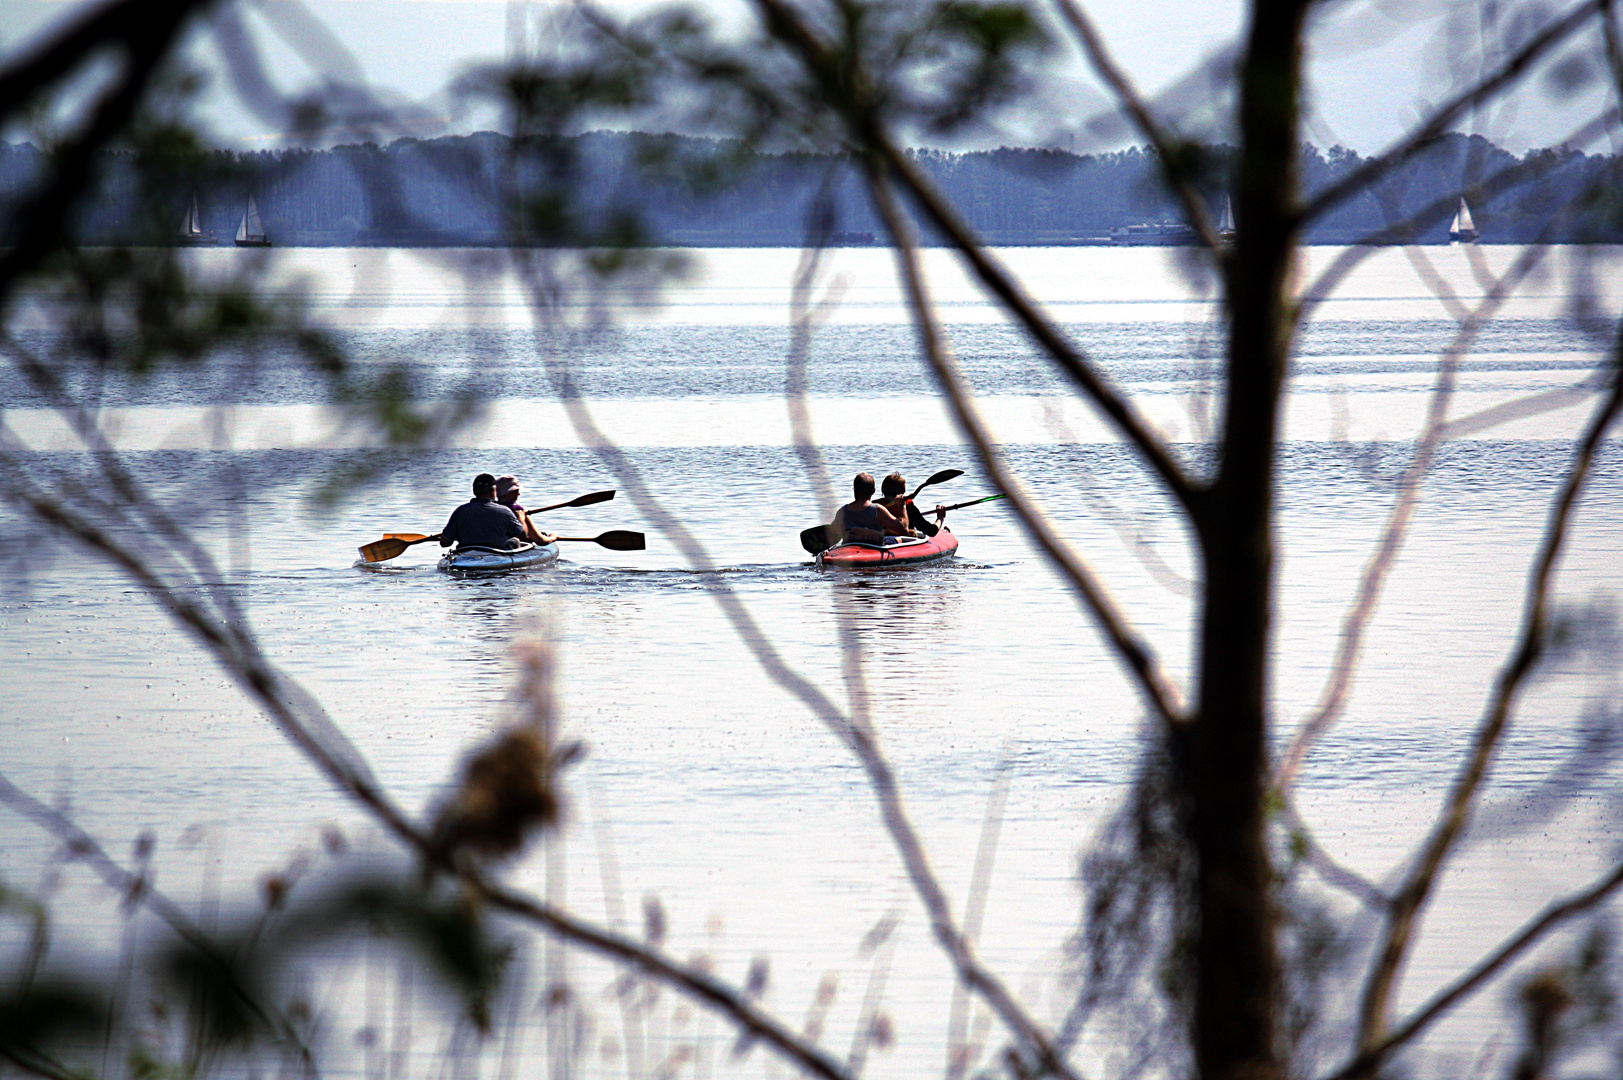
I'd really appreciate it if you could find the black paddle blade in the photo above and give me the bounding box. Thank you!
[909,468,963,500]
[800,523,839,555]
[569,489,616,507]
[593,530,644,551]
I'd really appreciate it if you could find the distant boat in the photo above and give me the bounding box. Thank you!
[1109,221,1198,246]
[175,196,216,246]
[1218,196,1235,241]
[234,195,272,248]
[1449,198,1479,243]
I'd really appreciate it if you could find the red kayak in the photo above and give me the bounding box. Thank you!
[817,526,958,569]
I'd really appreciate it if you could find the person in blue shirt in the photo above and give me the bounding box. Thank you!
[440,473,526,551]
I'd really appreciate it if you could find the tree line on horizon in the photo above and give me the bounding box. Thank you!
[1,128,1619,248]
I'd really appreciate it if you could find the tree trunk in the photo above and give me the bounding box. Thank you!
[1186,1,1308,1077]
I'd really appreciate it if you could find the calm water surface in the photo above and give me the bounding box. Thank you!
[2,245,1621,1078]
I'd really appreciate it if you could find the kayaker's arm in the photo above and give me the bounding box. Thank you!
[905,500,940,537]
[516,509,555,545]
[876,502,910,536]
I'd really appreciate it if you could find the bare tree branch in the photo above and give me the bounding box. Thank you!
[1048,0,1221,251]
[502,244,1086,1080]
[0,422,862,1080]
[1354,338,1623,1047]
[1329,854,1623,1080]
[786,173,845,521]
[746,0,1200,514]
[863,160,1187,730]
[1300,109,1619,313]
[0,1044,84,1080]
[1298,0,1607,225]
[471,880,850,1080]
[1277,802,1388,910]
[0,0,211,298]
[1275,242,1555,792]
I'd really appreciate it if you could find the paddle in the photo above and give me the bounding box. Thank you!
[362,491,616,562]
[526,489,615,514]
[800,469,964,555]
[359,534,440,562]
[799,523,841,556]
[554,530,645,551]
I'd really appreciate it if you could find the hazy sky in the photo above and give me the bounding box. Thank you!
[2,0,1615,155]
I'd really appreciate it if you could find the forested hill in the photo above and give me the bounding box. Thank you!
[1,130,1617,247]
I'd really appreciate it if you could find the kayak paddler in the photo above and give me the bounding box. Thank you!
[834,472,913,545]
[877,471,948,537]
[440,473,527,551]
[494,474,558,546]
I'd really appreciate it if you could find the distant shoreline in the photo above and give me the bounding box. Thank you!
[7,130,1618,249]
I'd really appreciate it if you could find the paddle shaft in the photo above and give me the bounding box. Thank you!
[363,491,615,561]
[936,494,1006,512]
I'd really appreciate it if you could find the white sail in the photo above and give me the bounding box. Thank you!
[181,196,201,237]
[1218,196,1235,235]
[1449,197,1479,242]
[235,195,269,245]
[238,195,265,241]
[1456,197,1476,233]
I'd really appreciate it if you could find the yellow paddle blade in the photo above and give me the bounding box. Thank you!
[359,536,411,562]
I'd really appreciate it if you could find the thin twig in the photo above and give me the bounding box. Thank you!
[863,158,1187,730]
[1048,0,1220,251]
[1328,854,1623,1080]
[472,881,849,1080]
[746,0,1198,515]
[1277,802,1388,910]
[1354,341,1623,1047]
[502,243,1082,1080]
[1300,109,1619,317]
[0,1045,84,1080]
[787,172,846,522]
[1298,0,1607,224]
[946,760,1012,1080]
[1275,242,1554,791]
[0,456,860,1080]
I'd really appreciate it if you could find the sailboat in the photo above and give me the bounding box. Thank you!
[1218,196,1236,242]
[234,195,272,248]
[175,195,216,246]
[1448,197,1479,243]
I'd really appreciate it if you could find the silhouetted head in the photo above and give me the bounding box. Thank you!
[881,473,906,498]
[473,473,497,498]
[853,472,875,501]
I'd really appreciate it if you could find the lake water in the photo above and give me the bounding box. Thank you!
[2,245,1621,1080]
